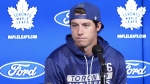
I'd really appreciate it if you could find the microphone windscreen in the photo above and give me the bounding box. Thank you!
[92,45,103,56]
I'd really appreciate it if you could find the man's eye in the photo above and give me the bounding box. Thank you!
[72,24,78,27]
[84,24,90,27]
[73,25,77,27]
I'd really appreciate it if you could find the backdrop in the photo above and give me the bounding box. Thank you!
[0,0,149,84]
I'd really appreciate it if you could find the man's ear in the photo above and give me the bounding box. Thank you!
[96,22,102,32]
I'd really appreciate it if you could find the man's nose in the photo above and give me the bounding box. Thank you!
[78,26,84,35]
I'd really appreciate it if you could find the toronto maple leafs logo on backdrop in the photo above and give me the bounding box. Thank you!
[8,0,37,31]
[117,0,146,30]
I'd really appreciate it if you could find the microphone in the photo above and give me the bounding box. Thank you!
[92,45,107,84]
[92,45,105,65]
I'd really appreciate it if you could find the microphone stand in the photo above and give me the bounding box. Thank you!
[97,53,107,84]
[100,63,107,84]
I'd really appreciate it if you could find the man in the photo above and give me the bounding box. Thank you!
[44,2,127,84]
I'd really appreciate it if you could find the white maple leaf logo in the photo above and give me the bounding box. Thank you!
[117,0,146,30]
[8,0,37,31]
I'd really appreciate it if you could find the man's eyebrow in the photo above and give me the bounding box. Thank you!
[83,22,91,24]
[71,22,91,25]
[81,22,91,25]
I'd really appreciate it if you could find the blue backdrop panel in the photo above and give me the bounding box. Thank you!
[143,0,150,84]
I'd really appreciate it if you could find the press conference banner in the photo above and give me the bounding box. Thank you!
[0,0,149,84]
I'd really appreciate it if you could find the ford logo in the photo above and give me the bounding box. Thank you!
[54,10,70,27]
[126,60,150,78]
[0,61,45,79]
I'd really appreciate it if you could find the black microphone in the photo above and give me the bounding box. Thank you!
[92,45,107,84]
[92,45,105,65]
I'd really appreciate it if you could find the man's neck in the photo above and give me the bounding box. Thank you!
[79,45,95,57]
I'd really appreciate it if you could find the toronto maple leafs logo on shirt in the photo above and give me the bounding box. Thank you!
[117,0,146,30]
[8,0,37,31]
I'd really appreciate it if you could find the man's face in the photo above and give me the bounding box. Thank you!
[70,19,100,48]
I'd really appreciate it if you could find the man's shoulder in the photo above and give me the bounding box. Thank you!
[47,43,71,61]
[104,46,124,61]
